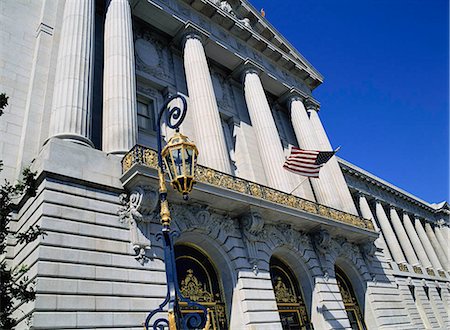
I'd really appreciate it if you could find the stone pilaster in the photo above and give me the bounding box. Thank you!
[48,0,95,147]
[183,31,232,173]
[425,222,449,271]
[415,217,443,271]
[242,67,290,192]
[289,95,338,206]
[306,102,358,215]
[375,201,407,264]
[102,0,137,154]
[389,207,420,266]
[358,193,392,260]
[403,213,432,269]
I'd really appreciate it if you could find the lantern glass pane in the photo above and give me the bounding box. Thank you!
[185,148,193,176]
[172,148,183,176]
[165,154,175,180]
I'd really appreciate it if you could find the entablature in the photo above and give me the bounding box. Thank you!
[121,145,377,244]
[340,159,448,224]
[130,0,322,96]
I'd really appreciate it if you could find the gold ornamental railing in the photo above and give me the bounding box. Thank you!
[122,145,375,232]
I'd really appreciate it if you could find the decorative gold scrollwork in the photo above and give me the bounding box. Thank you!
[122,145,375,232]
[398,263,408,272]
[180,269,214,303]
[427,268,436,277]
[274,277,298,303]
[413,265,423,274]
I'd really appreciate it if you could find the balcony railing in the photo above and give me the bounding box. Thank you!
[122,145,375,232]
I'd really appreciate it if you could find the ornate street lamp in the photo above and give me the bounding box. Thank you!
[145,94,209,330]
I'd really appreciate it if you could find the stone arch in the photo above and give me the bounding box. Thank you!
[257,225,323,320]
[169,204,245,326]
[271,246,316,322]
[332,240,376,329]
[259,224,323,278]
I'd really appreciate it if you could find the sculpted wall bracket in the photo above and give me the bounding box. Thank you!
[240,210,266,274]
[311,229,333,280]
[118,186,159,264]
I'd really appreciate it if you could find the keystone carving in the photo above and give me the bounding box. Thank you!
[240,210,266,274]
[118,186,158,264]
[312,229,331,255]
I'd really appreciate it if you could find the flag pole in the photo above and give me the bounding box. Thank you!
[289,177,309,195]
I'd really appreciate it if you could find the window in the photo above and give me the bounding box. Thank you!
[335,267,367,330]
[270,256,313,330]
[137,99,155,132]
[175,245,228,330]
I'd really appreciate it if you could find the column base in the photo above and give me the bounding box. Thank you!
[45,134,95,149]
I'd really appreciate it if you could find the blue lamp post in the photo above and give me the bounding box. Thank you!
[144,94,210,330]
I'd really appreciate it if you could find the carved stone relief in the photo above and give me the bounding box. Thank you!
[211,69,233,111]
[239,210,266,274]
[134,26,173,84]
[118,186,159,264]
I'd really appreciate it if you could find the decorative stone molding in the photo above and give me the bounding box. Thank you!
[171,204,236,236]
[311,229,332,279]
[312,229,332,255]
[118,186,158,264]
[239,210,266,274]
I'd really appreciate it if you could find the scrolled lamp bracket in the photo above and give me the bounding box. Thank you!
[145,94,209,330]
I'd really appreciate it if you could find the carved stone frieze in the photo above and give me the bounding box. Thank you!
[170,203,236,237]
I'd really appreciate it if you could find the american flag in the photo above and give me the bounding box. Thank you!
[283,146,338,178]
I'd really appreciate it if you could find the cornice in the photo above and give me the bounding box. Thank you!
[339,158,446,216]
[138,0,323,91]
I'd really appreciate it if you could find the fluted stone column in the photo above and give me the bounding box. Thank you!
[375,201,407,264]
[403,213,432,269]
[425,222,450,271]
[415,217,443,271]
[183,32,232,173]
[102,0,137,154]
[242,68,290,192]
[389,207,420,266]
[434,223,449,260]
[357,194,391,259]
[306,103,358,215]
[49,0,95,147]
[289,95,338,205]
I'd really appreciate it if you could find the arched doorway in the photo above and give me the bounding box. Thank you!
[175,244,228,329]
[270,256,313,330]
[335,267,367,330]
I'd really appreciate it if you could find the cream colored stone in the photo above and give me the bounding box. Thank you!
[375,201,407,264]
[242,69,290,192]
[48,0,95,147]
[415,217,443,271]
[102,0,137,154]
[183,33,232,173]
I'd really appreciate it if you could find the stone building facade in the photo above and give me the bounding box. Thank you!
[1,0,448,329]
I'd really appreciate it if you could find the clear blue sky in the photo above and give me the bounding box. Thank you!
[249,0,449,203]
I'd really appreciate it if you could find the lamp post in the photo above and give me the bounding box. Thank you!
[144,94,210,330]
